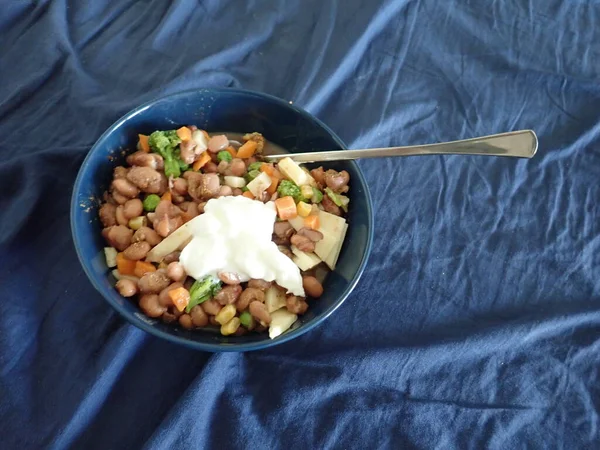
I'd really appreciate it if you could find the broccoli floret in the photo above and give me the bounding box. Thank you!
[277,180,303,203]
[325,187,349,212]
[245,169,261,182]
[148,130,180,158]
[247,161,263,171]
[217,151,232,163]
[311,187,323,204]
[186,276,222,313]
[148,130,183,177]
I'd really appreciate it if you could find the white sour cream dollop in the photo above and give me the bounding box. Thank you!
[180,196,305,296]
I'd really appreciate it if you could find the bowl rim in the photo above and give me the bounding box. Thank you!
[70,87,373,352]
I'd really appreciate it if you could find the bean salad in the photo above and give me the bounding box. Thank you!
[99,127,350,338]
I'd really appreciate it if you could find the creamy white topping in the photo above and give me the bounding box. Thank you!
[180,196,305,296]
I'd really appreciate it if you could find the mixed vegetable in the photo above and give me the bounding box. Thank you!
[98,127,350,338]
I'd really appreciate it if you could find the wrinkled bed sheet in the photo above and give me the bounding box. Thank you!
[1,1,599,448]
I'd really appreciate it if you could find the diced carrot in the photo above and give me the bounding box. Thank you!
[260,163,275,176]
[161,191,172,202]
[168,287,190,312]
[242,190,255,199]
[176,126,192,142]
[181,211,193,223]
[275,196,298,220]
[116,252,136,275]
[134,261,156,278]
[138,134,150,153]
[236,140,257,158]
[225,146,237,158]
[266,176,279,195]
[304,215,320,230]
[192,151,211,171]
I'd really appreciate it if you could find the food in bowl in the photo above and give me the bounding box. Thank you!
[99,127,350,339]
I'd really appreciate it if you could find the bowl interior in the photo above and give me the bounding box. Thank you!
[71,88,373,351]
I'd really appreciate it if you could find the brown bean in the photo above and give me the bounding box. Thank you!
[115,205,128,226]
[302,276,323,298]
[298,227,324,242]
[113,166,128,179]
[163,251,181,264]
[278,245,294,259]
[218,185,233,197]
[138,271,171,294]
[254,323,268,333]
[127,151,164,170]
[127,166,164,194]
[112,190,129,205]
[310,167,326,186]
[190,305,209,327]
[139,294,166,318]
[185,202,199,219]
[234,326,247,336]
[324,169,350,193]
[321,194,342,216]
[158,282,184,307]
[178,314,194,329]
[286,296,309,314]
[183,277,194,291]
[232,188,243,196]
[201,299,222,316]
[209,316,220,326]
[237,287,265,312]
[123,241,151,260]
[290,234,315,252]
[248,279,272,291]
[99,203,117,227]
[123,198,144,219]
[112,178,140,198]
[167,262,186,281]
[172,178,188,195]
[103,225,133,251]
[229,158,246,177]
[188,173,220,200]
[132,226,162,246]
[208,134,229,153]
[244,156,257,168]
[273,221,294,245]
[116,279,138,297]
[203,162,218,173]
[179,139,197,164]
[218,272,241,285]
[217,161,229,174]
[249,301,271,325]
[155,215,183,237]
[214,285,243,305]
[155,200,182,218]
[162,306,183,323]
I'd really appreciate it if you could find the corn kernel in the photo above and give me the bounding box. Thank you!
[128,216,147,230]
[297,201,312,217]
[215,304,236,325]
[221,317,241,336]
[301,185,313,199]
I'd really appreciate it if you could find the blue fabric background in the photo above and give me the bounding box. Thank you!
[1,1,599,448]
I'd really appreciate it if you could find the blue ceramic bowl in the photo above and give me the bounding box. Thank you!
[71,88,373,351]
